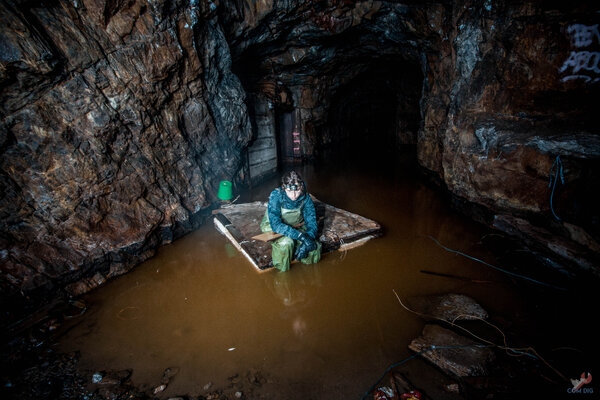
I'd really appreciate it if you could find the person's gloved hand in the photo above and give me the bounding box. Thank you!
[294,233,317,261]
[298,232,317,252]
[294,241,309,261]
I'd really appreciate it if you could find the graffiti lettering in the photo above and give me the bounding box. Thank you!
[560,51,600,74]
[567,24,600,48]
[560,24,600,83]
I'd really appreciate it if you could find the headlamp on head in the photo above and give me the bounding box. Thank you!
[281,171,304,193]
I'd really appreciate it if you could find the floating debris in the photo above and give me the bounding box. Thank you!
[153,383,167,394]
[399,390,422,400]
[409,324,495,377]
[92,372,103,383]
[373,386,394,399]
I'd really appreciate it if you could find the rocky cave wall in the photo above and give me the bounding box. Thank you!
[226,0,600,275]
[0,0,252,315]
[417,2,600,275]
[1,0,599,321]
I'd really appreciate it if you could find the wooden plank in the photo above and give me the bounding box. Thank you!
[339,234,378,251]
[252,231,282,242]
[213,199,382,271]
[214,213,244,242]
[252,223,305,242]
[214,216,260,270]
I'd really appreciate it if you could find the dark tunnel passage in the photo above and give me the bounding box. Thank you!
[236,55,425,177]
[318,60,423,161]
[230,7,427,172]
[3,1,600,399]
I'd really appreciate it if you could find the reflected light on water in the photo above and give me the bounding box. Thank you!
[60,158,526,399]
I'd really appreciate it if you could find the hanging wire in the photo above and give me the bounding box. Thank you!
[393,290,567,380]
[549,155,565,221]
[427,236,567,291]
[362,290,570,398]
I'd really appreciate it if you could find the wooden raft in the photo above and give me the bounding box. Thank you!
[213,198,382,272]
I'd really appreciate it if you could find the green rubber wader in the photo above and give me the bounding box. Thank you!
[261,204,321,271]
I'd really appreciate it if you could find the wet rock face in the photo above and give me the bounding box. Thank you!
[226,0,599,273]
[226,0,427,157]
[434,5,600,220]
[409,324,496,377]
[1,0,251,306]
[419,2,600,274]
[405,294,489,323]
[1,0,599,316]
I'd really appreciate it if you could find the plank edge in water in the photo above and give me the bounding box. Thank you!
[213,215,269,273]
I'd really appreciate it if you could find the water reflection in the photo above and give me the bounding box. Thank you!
[263,266,324,342]
[59,156,522,399]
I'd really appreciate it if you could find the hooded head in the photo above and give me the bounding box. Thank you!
[281,171,305,201]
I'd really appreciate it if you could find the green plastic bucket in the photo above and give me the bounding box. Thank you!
[217,180,233,200]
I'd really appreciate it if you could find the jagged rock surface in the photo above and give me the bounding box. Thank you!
[409,324,496,377]
[405,293,489,322]
[0,0,251,310]
[1,0,599,319]
[223,0,600,274]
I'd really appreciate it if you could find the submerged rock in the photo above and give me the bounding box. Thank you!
[493,214,600,277]
[162,366,180,384]
[405,293,489,322]
[409,324,495,377]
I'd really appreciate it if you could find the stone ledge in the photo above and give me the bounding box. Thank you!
[409,324,496,378]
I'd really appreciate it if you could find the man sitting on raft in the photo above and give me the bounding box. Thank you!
[260,171,321,271]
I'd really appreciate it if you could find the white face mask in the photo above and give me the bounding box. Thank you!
[285,189,302,201]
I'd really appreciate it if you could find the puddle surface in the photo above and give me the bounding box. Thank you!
[59,156,592,399]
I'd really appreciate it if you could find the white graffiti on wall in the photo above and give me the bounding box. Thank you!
[559,24,600,83]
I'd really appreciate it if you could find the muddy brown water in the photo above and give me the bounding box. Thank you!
[58,155,596,399]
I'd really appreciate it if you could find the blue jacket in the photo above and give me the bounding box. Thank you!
[267,185,318,240]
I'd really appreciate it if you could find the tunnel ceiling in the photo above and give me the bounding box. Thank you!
[226,1,433,160]
[227,1,428,88]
